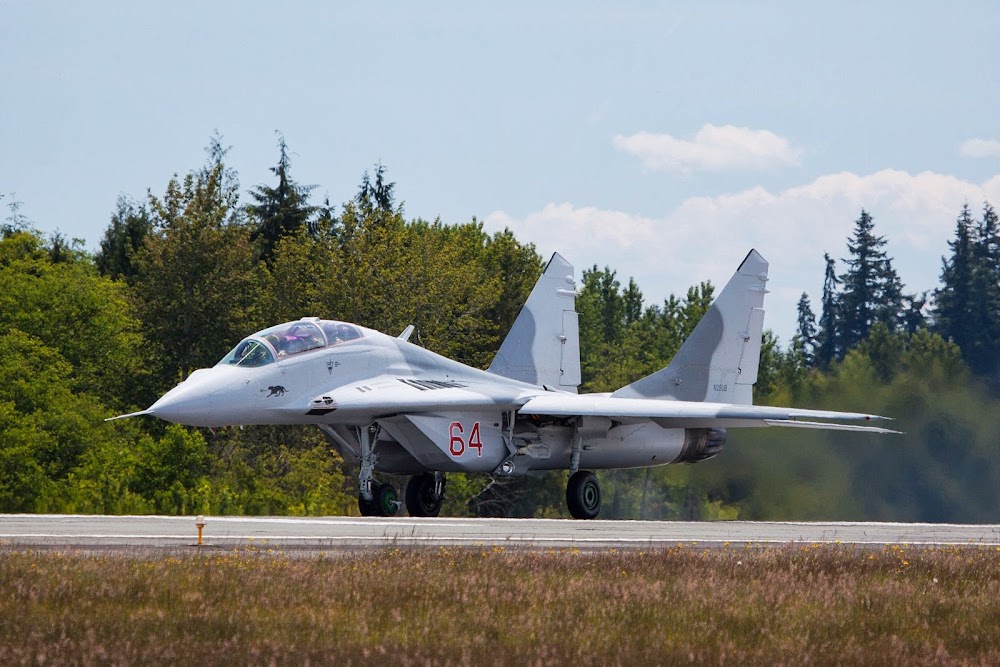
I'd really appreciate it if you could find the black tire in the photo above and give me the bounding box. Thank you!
[405,473,443,517]
[374,482,399,517]
[566,471,601,520]
[358,492,376,517]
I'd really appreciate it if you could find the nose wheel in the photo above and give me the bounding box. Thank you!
[359,482,399,517]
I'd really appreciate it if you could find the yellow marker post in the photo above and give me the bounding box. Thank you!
[196,515,205,546]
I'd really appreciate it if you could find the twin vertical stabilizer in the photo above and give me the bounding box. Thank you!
[487,253,581,391]
[611,250,769,405]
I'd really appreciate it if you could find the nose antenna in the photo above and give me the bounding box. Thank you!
[104,408,154,422]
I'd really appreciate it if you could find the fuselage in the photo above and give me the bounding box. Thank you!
[146,317,722,476]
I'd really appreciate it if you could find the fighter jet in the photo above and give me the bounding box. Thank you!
[110,250,896,519]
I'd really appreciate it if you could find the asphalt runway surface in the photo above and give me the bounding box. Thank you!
[2,514,1000,551]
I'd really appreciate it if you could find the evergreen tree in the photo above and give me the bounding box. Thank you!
[355,163,396,215]
[838,209,904,350]
[313,195,338,238]
[46,231,72,264]
[900,292,927,335]
[966,202,1000,378]
[791,292,817,368]
[2,194,30,237]
[815,253,840,368]
[623,278,643,325]
[247,134,319,264]
[95,195,152,280]
[934,204,976,352]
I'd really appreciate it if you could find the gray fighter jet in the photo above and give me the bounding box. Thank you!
[110,250,896,519]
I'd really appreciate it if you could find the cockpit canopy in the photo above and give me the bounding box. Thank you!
[218,318,364,368]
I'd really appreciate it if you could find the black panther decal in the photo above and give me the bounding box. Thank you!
[266,385,287,397]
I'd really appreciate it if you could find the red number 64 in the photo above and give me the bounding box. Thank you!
[449,421,483,457]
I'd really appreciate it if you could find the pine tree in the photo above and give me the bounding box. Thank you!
[966,202,1000,378]
[2,194,31,237]
[791,292,817,367]
[815,253,840,368]
[247,134,318,264]
[838,209,904,350]
[355,163,395,215]
[95,195,152,280]
[623,278,643,325]
[313,195,338,239]
[934,204,976,353]
[900,292,927,335]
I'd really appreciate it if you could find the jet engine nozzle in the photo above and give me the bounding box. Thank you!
[673,428,727,464]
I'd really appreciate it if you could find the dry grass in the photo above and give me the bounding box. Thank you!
[1,544,999,665]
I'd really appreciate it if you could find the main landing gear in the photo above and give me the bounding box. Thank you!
[405,472,446,517]
[565,421,601,520]
[566,470,601,520]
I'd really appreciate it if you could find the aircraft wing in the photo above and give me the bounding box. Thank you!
[304,375,528,420]
[517,394,900,434]
[307,377,898,434]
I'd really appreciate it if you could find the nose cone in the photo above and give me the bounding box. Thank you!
[149,367,245,427]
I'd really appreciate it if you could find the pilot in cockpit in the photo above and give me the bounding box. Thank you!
[321,322,340,345]
[321,322,361,346]
[336,324,360,343]
[265,334,284,356]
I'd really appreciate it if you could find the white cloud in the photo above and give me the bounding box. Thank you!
[484,170,1000,343]
[486,203,658,253]
[959,138,1000,158]
[613,124,803,172]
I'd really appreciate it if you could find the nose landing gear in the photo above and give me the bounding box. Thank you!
[355,423,399,517]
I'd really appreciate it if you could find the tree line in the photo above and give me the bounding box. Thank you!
[2,134,999,521]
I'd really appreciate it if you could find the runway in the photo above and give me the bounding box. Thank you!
[2,514,999,550]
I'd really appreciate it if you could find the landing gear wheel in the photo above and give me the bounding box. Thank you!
[374,482,399,517]
[405,473,443,517]
[359,482,399,517]
[566,470,601,520]
[358,492,376,517]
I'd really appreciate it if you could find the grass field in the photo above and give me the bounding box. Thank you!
[2,544,999,665]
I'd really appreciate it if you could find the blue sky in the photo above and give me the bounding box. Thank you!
[2,2,998,340]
